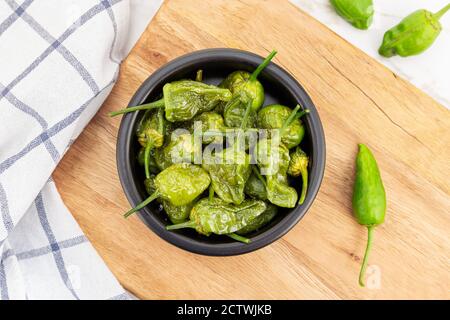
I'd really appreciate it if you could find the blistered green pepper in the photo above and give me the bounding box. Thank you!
[256,139,298,208]
[330,0,374,30]
[244,166,267,201]
[221,51,277,128]
[236,203,277,235]
[379,4,450,57]
[257,104,309,149]
[136,108,165,178]
[352,144,386,287]
[124,163,210,218]
[109,80,232,122]
[166,197,266,240]
[154,133,197,170]
[202,147,251,205]
[287,147,309,205]
[191,111,227,144]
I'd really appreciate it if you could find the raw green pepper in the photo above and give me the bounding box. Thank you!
[166,197,266,237]
[109,80,232,122]
[124,163,210,218]
[256,139,298,208]
[136,108,165,178]
[352,144,386,287]
[330,0,374,30]
[244,166,267,201]
[236,203,277,235]
[379,4,450,57]
[202,147,251,205]
[287,147,309,205]
[222,50,277,128]
[257,104,309,149]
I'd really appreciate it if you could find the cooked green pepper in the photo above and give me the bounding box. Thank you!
[222,50,277,128]
[244,166,267,200]
[191,111,227,144]
[330,0,374,30]
[154,133,197,170]
[124,163,210,218]
[202,147,251,205]
[257,104,309,149]
[137,147,159,175]
[256,139,298,208]
[136,108,165,178]
[379,4,450,57]
[236,203,277,235]
[166,197,266,237]
[287,147,309,205]
[352,144,386,287]
[109,80,232,122]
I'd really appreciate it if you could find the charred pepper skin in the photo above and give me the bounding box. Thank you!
[379,4,450,57]
[330,0,374,30]
[352,144,386,287]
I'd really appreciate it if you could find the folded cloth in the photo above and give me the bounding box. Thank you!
[0,0,162,299]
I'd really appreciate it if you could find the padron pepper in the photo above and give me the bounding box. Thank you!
[244,166,267,201]
[330,0,374,30]
[379,4,450,57]
[190,111,227,144]
[236,203,277,235]
[221,50,277,128]
[154,132,198,171]
[124,163,210,218]
[257,104,309,149]
[287,147,309,205]
[166,197,267,243]
[202,147,251,205]
[109,80,232,122]
[256,138,298,208]
[137,147,159,175]
[352,144,386,287]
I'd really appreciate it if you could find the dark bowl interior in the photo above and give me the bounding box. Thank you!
[117,48,325,256]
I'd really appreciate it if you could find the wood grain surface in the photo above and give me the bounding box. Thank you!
[53,0,450,299]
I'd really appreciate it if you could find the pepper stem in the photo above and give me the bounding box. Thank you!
[252,166,267,187]
[298,168,308,205]
[227,233,251,244]
[209,185,214,201]
[109,98,165,117]
[280,105,309,136]
[144,142,153,179]
[195,69,203,82]
[359,226,375,287]
[123,191,160,218]
[165,221,197,231]
[434,3,450,20]
[240,99,253,129]
[249,50,277,82]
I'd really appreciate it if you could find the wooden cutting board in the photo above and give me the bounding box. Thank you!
[53,0,450,299]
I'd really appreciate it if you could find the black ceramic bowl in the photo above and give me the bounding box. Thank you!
[116,48,325,256]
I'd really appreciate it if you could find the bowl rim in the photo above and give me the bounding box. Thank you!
[116,48,326,256]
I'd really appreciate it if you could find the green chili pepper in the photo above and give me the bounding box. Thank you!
[124,163,210,218]
[136,109,165,178]
[379,4,450,57]
[244,166,267,201]
[166,198,266,237]
[222,50,277,128]
[257,104,309,149]
[190,111,227,144]
[256,139,298,208]
[137,147,159,175]
[202,147,251,205]
[236,203,277,235]
[287,147,309,205]
[109,80,232,122]
[352,144,386,287]
[330,0,374,30]
[154,133,197,170]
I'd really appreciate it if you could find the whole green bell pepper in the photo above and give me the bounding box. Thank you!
[221,50,277,128]
[202,147,252,205]
[124,163,210,218]
[236,203,277,235]
[379,4,450,57]
[166,197,266,237]
[257,104,308,149]
[330,0,374,30]
[256,139,298,208]
[352,144,386,287]
[287,147,309,205]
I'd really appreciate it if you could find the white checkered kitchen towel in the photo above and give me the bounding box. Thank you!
[0,0,162,299]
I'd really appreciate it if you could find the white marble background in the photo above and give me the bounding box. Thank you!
[291,0,450,108]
